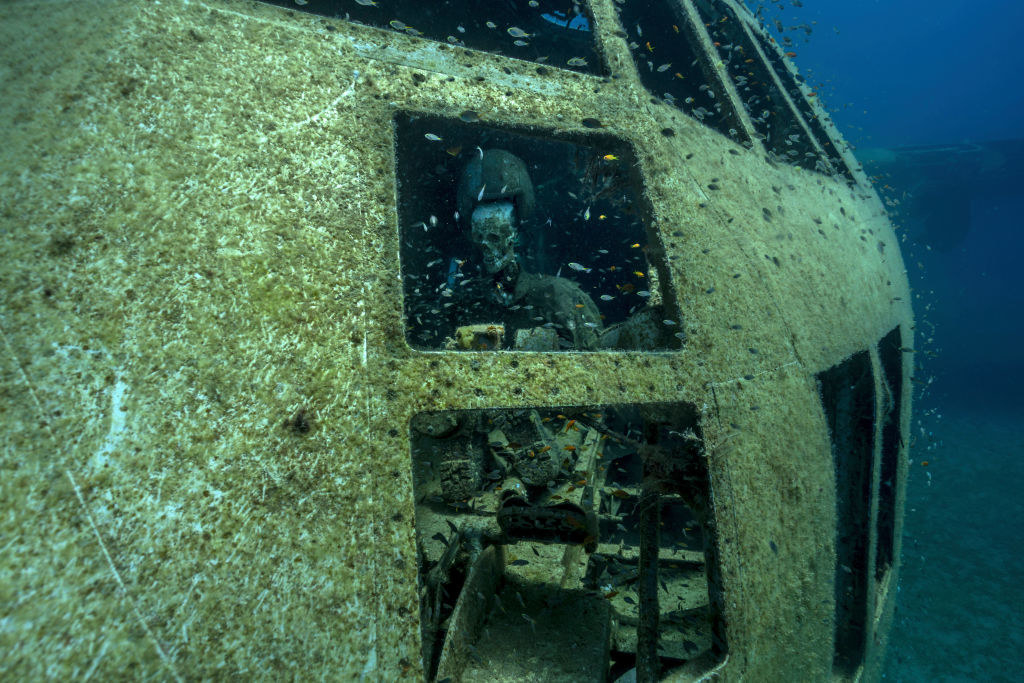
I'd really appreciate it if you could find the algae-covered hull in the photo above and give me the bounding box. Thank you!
[0,0,912,680]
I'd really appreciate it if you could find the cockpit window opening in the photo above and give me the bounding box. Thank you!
[874,327,906,584]
[817,351,875,676]
[613,0,751,146]
[258,0,606,75]
[691,0,829,174]
[745,25,857,184]
[394,111,683,352]
[410,402,727,681]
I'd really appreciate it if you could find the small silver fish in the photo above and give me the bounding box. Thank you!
[600,294,615,301]
[507,27,530,38]
[513,40,528,47]
[477,184,486,201]
[486,21,497,29]
[566,57,588,67]
[583,206,590,221]
[424,133,442,142]
[567,262,591,273]
[637,290,651,298]
[353,0,377,6]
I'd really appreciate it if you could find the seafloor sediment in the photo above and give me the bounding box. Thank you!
[883,407,1024,682]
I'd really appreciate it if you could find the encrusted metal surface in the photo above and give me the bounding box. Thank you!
[0,0,912,679]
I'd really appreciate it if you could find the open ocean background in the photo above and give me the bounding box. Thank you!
[760,0,1024,679]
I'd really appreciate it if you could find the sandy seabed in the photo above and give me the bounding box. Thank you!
[882,407,1024,681]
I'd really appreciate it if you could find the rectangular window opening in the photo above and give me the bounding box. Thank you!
[258,0,605,75]
[817,351,875,676]
[614,0,750,145]
[875,327,905,582]
[746,27,856,184]
[691,0,822,172]
[395,111,684,352]
[410,403,727,681]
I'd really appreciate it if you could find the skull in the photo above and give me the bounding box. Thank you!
[470,201,517,273]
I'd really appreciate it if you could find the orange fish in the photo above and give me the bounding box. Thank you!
[564,514,586,530]
[785,51,797,58]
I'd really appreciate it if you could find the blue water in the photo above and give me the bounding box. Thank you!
[774,0,1024,147]
[760,1,1024,679]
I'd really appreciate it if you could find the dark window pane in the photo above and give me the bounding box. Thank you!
[410,403,726,681]
[259,0,604,75]
[817,351,875,676]
[395,111,683,352]
[692,0,819,171]
[747,27,856,182]
[614,0,749,144]
[875,327,906,580]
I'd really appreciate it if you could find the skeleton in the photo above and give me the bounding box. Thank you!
[456,149,535,307]
[455,149,675,351]
[469,201,517,274]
